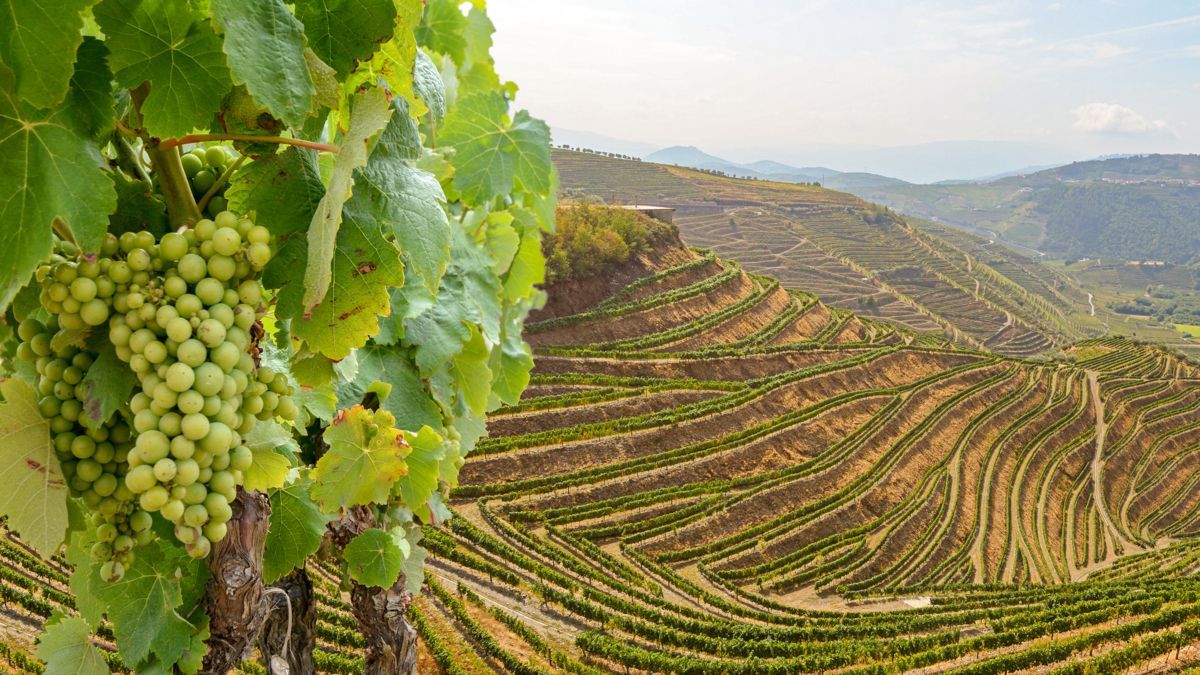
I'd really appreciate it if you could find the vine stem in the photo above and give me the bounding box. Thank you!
[160,134,339,154]
[197,155,246,213]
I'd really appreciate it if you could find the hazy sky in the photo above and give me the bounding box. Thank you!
[488,1,1200,165]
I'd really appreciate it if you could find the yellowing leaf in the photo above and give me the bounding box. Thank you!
[310,406,411,511]
[0,378,68,557]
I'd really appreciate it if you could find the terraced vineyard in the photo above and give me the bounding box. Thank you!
[5,230,1200,673]
[555,149,1114,358]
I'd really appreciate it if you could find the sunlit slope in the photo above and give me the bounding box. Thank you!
[418,237,1200,673]
[555,149,1111,358]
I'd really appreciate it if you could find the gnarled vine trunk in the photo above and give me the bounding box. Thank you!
[326,505,418,674]
[350,577,418,674]
[260,568,318,675]
[202,489,271,674]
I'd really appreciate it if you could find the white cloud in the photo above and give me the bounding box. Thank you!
[1186,45,1200,57]
[1073,103,1168,135]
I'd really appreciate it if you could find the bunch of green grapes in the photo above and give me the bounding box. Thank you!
[103,212,296,560]
[19,213,297,578]
[18,241,152,581]
[181,146,238,218]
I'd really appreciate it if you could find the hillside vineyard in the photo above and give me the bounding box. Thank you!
[4,226,1200,672]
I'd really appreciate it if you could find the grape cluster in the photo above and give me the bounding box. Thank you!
[182,146,237,218]
[18,211,297,579]
[16,309,149,583]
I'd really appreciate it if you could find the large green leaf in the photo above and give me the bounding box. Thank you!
[303,87,392,312]
[416,0,467,66]
[0,378,68,557]
[0,67,115,312]
[0,0,97,108]
[440,92,553,206]
[95,0,232,138]
[37,615,110,675]
[294,0,396,75]
[241,420,297,492]
[289,201,405,359]
[64,37,117,143]
[339,344,442,433]
[78,344,137,431]
[310,406,410,511]
[353,98,450,292]
[227,147,323,240]
[95,539,207,668]
[264,476,331,583]
[344,527,405,587]
[212,0,314,129]
[393,426,445,520]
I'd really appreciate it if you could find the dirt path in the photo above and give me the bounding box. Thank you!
[1087,292,1096,317]
[1088,370,1141,558]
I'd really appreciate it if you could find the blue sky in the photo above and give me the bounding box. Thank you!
[489,1,1200,174]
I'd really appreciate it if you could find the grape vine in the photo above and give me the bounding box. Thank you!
[0,1,552,673]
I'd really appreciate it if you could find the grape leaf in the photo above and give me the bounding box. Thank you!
[463,6,495,67]
[0,378,68,557]
[0,0,96,109]
[37,615,110,675]
[64,37,116,143]
[95,539,207,667]
[353,98,450,292]
[0,67,115,312]
[242,420,298,492]
[416,0,468,66]
[440,92,553,206]
[109,173,168,236]
[95,0,232,138]
[344,527,405,587]
[288,202,405,359]
[453,326,492,416]
[503,226,546,301]
[397,523,427,594]
[339,344,442,432]
[413,50,446,126]
[295,0,396,75]
[404,224,502,374]
[492,300,536,406]
[393,426,446,520]
[310,406,411,512]
[264,476,331,583]
[304,48,339,110]
[65,529,106,627]
[303,87,392,312]
[212,0,314,129]
[78,344,137,431]
[227,147,323,242]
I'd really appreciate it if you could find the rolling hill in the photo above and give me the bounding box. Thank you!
[553,148,1157,357]
[832,154,1200,264]
[4,219,1200,673]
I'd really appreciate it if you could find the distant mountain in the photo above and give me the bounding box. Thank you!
[834,154,1200,264]
[644,146,762,178]
[550,127,661,158]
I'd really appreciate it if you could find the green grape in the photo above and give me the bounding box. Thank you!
[70,277,97,302]
[153,458,177,482]
[247,242,271,269]
[175,458,200,486]
[80,299,110,326]
[192,169,215,194]
[197,318,226,347]
[181,152,203,177]
[205,147,230,168]
[203,522,228,543]
[139,485,170,511]
[125,465,156,493]
[161,499,185,523]
[194,362,224,396]
[206,196,228,218]
[181,413,211,441]
[130,510,153,532]
[177,339,207,368]
[195,219,217,241]
[170,435,196,460]
[187,536,211,560]
[184,504,209,527]
[178,254,207,283]
[212,227,241,257]
[165,362,196,392]
[195,278,224,306]
[100,560,125,582]
[207,255,236,281]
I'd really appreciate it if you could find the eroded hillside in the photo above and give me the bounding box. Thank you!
[554,148,1117,358]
